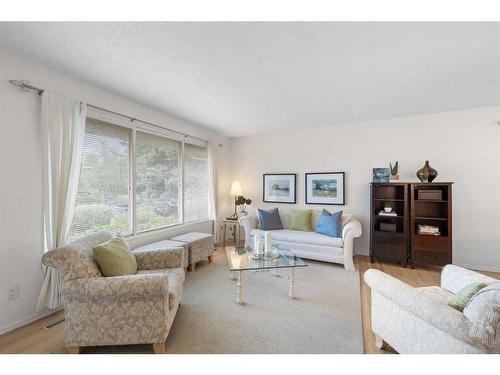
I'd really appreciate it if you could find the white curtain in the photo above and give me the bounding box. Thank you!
[37,92,86,311]
[207,142,219,242]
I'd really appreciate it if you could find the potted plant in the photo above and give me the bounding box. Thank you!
[390,161,399,181]
[384,202,393,213]
[236,196,252,214]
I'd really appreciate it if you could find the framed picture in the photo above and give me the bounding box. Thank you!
[372,168,390,183]
[305,172,345,205]
[263,174,296,204]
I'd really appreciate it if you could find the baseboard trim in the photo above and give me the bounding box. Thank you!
[0,307,63,336]
[453,262,500,273]
[355,249,370,256]
[354,250,498,273]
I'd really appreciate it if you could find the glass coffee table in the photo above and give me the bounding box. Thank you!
[225,245,307,304]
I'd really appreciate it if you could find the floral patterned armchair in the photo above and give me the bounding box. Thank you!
[42,232,185,354]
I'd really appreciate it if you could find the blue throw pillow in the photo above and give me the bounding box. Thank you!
[315,209,343,238]
[257,208,284,230]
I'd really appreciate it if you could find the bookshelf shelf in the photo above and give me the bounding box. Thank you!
[414,199,448,203]
[414,216,448,221]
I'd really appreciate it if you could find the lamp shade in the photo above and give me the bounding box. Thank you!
[230,181,242,196]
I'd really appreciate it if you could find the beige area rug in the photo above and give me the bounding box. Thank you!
[55,250,363,354]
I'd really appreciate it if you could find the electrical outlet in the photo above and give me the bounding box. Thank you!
[6,284,19,302]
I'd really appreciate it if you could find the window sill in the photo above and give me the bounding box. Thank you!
[124,218,213,242]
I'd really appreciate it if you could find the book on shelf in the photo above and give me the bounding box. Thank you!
[417,224,441,236]
[418,224,439,231]
[418,231,441,236]
[378,211,397,216]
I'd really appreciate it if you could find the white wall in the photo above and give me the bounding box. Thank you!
[228,106,500,272]
[0,48,228,333]
[1,45,499,336]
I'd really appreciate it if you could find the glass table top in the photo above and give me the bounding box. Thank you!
[226,245,308,271]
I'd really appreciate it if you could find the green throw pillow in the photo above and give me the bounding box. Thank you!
[93,237,137,277]
[448,282,490,312]
[289,209,313,231]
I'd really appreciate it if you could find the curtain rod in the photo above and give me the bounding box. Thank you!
[9,79,215,145]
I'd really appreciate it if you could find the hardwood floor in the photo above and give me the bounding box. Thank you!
[0,252,498,354]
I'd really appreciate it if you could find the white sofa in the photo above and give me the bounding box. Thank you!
[364,265,500,353]
[239,208,362,271]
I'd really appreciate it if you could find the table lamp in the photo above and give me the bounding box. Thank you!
[229,181,242,219]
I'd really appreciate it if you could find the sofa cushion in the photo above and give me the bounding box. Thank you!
[257,208,284,230]
[255,207,352,231]
[416,286,454,304]
[93,237,138,277]
[289,209,312,231]
[448,282,491,312]
[315,209,343,237]
[463,283,500,350]
[137,268,185,310]
[251,229,343,247]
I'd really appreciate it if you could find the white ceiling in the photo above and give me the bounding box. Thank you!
[1,22,499,137]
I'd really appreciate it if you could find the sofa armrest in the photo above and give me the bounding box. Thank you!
[341,219,362,271]
[133,247,184,270]
[364,269,473,345]
[441,265,498,294]
[342,219,362,240]
[62,273,169,302]
[239,215,258,247]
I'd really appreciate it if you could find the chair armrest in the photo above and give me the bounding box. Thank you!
[441,265,498,294]
[239,215,258,247]
[133,247,184,270]
[364,269,473,344]
[62,273,169,302]
[341,219,362,271]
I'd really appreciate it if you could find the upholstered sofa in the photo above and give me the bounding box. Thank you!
[239,208,362,271]
[42,232,185,354]
[364,265,500,353]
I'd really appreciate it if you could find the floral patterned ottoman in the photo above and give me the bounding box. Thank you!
[170,232,215,272]
[133,239,189,269]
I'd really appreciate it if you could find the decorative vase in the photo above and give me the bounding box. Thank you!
[416,160,438,182]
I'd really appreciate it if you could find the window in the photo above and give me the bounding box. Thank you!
[69,118,211,241]
[68,119,131,241]
[135,131,181,232]
[184,143,209,222]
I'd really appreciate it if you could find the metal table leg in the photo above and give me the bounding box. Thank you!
[237,270,244,304]
[289,267,296,299]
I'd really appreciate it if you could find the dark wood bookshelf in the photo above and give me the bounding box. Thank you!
[370,183,409,267]
[370,182,453,268]
[410,183,453,268]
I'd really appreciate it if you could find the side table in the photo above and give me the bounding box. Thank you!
[220,219,240,248]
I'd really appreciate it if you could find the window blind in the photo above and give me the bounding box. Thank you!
[135,131,181,232]
[183,143,209,222]
[68,118,131,241]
